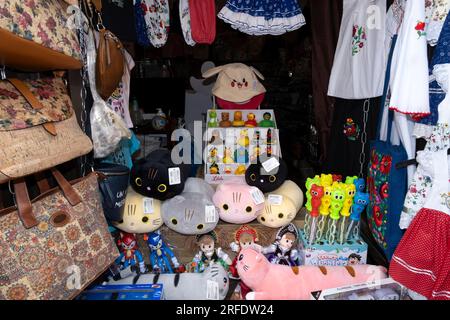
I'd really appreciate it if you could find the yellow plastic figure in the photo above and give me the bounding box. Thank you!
[341,183,356,217]
[319,186,332,216]
[223,147,234,164]
[320,174,333,188]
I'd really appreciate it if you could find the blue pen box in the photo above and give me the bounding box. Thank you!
[77,284,164,300]
[299,229,368,266]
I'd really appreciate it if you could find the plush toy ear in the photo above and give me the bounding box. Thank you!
[171,195,185,204]
[250,66,265,80]
[202,65,224,78]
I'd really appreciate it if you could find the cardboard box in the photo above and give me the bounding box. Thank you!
[299,229,368,266]
[310,278,411,300]
[204,109,282,184]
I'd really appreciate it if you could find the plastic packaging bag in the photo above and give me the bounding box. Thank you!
[87,30,130,158]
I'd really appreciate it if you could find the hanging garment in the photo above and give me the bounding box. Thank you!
[425,0,450,46]
[101,132,141,169]
[389,0,430,117]
[417,12,450,126]
[218,0,306,36]
[179,0,196,46]
[324,97,381,179]
[135,0,152,47]
[390,145,450,300]
[106,50,135,129]
[141,0,170,48]
[189,0,216,44]
[328,0,386,99]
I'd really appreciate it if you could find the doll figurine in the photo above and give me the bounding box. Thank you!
[229,225,262,299]
[234,146,249,163]
[208,110,218,128]
[310,184,325,217]
[354,178,366,192]
[262,223,301,267]
[209,129,224,145]
[191,231,231,273]
[250,145,261,162]
[305,175,321,212]
[224,165,232,174]
[145,230,183,273]
[115,232,147,274]
[209,163,220,174]
[219,112,232,127]
[238,129,250,147]
[223,147,234,164]
[232,111,245,127]
[234,164,247,175]
[258,112,275,128]
[208,147,221,164]
[245,113,258,127]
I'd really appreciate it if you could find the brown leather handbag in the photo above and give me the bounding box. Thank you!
[0,77,93,184]
[0,0,82,71]
[0,169,119,300]
[90,0,124,100]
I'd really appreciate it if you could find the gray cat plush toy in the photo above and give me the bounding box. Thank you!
[162,178,219,235]
[107,263,229,300]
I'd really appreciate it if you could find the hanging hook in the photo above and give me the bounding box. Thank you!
[1,65,6,80]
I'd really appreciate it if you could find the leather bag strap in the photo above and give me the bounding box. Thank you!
[13,169,82,229]
[8,78,57,136]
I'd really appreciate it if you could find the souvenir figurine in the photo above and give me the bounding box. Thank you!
[208,110,218,128]
[258,112,275,128]
[234,146,249,163]
[219,112,232,127]
[232,111,245,127]
[250,145,261,162]
[267,145,272,157]
[234,164,247,175]
[191,231,232,272]
[345,176,358,185]
[224,165,232,174]
[237,248,387,300]
[245,113,258,127]
[208,146,221,164]
[223,146,235,164]
[229,225,262,299]
[262,223,301,266]
[209,129,224,145]
[332,174,343,182]
[145,230,183,273]
[237,129,250,147]
[266,128,272,145]
[210,163,220,174]
[115,232,147,274]
[253,130,261,143]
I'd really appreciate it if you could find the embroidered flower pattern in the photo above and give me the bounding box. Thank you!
[367,149,393,249]
[415,21,427,38]
[352,25,366,56]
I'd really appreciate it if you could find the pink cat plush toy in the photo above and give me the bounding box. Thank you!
[213,183,265,224]
[237,248,387,300]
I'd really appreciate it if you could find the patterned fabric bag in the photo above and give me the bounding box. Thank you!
[366,36,407,260]
[0,77,93,184]
[0,169,119,300]
[0,0,82,71]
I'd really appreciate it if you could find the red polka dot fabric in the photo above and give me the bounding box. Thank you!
[389,208,450,300]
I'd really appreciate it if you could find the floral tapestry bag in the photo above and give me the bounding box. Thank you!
[0,0,82,71]
[0,168,119,300]
[366,35,407,260]
[0,77,93,184]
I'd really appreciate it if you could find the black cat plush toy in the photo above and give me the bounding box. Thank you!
[131,149,191,201]
[245,156,287,193]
